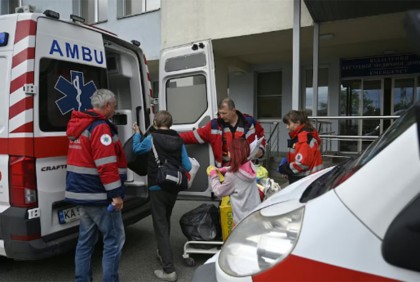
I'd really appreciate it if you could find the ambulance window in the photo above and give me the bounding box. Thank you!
[165,53,206,72]
[166,75,207,124]
[39,58,107,132]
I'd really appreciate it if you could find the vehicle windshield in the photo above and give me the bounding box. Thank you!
[301,102,417,203]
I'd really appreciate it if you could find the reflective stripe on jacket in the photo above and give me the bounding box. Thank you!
[287,125,323,178]
[65,110,127,205]
[180,110,265,167]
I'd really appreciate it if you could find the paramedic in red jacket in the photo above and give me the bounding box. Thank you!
[180,98,266,168]
[278,110,323,184]
[65,89,127,282]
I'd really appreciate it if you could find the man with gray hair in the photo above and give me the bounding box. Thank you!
[65,88,127,282]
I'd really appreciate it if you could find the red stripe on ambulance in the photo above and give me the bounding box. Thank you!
[9,96,33,119]
[14,19,37,43]
[253,255,396,282]
[143,54,154,112]
[12,47,35,68]
[0,136,68,157]
[9,18,37,135]
[10,72,34,94]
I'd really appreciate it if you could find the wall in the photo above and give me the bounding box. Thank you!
[161,0,313,49]
[20,0,73,19]
[229,72,254,115]
[95,0,161,61]
[16,0,161,61]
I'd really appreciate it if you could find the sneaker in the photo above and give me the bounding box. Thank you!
[156,249,163,264]
[154,270,177,282]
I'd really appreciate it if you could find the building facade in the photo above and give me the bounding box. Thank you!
[3,0,420,155]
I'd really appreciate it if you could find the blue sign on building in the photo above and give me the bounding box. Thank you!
[341,54,420,78]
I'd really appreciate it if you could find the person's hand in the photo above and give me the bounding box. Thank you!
[132,122,140,134]
[111,197,124,211]
[219,167,228,175]
[207,165,217,177]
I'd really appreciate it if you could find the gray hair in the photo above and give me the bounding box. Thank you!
[218,97,235,110]
[90,89,116,109]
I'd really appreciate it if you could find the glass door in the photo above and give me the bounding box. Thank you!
[392,77,415,115]
[339,79,383,153]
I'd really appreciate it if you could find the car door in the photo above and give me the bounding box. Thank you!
[159,40,217,198]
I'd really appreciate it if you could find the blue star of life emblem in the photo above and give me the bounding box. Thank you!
[54,70,97,115]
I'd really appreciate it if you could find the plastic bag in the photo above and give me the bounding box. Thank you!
[259,178,281,200]
[179,203,222,241]
[188,157,200,188]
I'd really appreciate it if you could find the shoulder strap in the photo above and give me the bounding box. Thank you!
[151,139,161,165]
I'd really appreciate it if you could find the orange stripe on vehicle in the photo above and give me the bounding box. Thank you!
[12,47,35,68]
[14,20,37,43]
[253,255,396,282]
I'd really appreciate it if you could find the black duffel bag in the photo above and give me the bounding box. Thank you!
[123,134,148,176]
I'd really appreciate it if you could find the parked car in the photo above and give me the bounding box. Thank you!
[192,101,420,281]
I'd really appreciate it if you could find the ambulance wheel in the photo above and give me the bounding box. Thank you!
[184,257,195,267]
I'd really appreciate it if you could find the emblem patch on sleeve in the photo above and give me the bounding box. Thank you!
[100,134,112,146]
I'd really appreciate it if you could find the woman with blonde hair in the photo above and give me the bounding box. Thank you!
[132,110,191,282]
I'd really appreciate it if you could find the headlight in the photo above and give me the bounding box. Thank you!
[218,203,304,277]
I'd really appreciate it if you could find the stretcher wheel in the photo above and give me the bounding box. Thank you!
[183,257,196,267]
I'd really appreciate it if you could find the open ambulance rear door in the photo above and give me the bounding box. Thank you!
[159,40,217,198]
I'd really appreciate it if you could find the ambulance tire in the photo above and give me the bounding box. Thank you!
[183,257,196,267]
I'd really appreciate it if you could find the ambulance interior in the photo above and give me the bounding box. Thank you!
[105,39,148,182]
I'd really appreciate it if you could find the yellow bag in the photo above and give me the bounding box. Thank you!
[219,196,233,241]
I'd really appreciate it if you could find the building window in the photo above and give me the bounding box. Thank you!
[119,0,160,17]
[256,71,282,119]
[78,0,107,24]
[2,0,19,14]
[305,68,328,116]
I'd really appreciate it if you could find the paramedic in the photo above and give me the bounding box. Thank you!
[180,97,266,168]
[132,110,192,282]
[65,89,126,282]
[278,110,323,184]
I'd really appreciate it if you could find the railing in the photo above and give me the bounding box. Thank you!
[309,115,400,155]
[258,120,281,168]
[258,115,400,166]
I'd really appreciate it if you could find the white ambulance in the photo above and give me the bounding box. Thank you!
[0,10,154,260]
[191,102,420,281]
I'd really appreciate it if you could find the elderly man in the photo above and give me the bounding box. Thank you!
[180,97,266,168]
[65,89,126,282]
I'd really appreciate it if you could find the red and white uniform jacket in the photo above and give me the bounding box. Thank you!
[65,110,127,205]
[180,110,265,168]
[279,124,323,183]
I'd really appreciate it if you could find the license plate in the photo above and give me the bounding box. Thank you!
[58,206,80,224]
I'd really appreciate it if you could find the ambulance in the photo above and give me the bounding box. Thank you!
[0,10,154,260]
[191,101,420,281]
